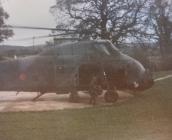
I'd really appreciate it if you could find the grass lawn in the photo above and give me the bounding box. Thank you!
[0,71,172,140]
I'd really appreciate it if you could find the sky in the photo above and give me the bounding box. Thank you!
[1,0,57,46]
[1,0,171,46]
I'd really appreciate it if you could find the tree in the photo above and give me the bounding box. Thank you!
[0,3,13,42]
[148,0,172,56]
[50,0,147,45]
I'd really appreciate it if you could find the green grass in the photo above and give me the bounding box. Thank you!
[0,71,172,140]
[153,70,172,78]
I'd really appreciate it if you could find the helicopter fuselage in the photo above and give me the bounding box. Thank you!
[0,40,154,93]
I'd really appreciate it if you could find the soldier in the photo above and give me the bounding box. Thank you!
[89,76,102,105]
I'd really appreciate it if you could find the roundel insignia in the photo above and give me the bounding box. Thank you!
[19,73,27,81]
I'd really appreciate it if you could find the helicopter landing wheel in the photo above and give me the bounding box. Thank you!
[104,90,118,103]
[69,90,80,103]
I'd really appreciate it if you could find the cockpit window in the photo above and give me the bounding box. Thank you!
[104,42,120,55]
[94,44,111,55]
[93,41,120,56]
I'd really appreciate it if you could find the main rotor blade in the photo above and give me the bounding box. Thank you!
[9,33,80,41]
[8,25,76,32]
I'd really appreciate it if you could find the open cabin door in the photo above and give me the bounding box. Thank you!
[78,63,103,89]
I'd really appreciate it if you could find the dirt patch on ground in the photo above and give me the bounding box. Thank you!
[0,91,133,112]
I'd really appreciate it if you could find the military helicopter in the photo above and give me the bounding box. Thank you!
[0,26,154,103]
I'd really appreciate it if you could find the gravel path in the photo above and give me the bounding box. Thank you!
[0,91,133,112]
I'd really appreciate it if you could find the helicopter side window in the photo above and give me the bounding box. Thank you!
[84,44,100,61]
[57,45,74,56]
[55,47,62,56]
[40,48,54,56]
[73,43,88,56]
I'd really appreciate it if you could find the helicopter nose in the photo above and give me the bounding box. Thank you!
[138,78,154,90]
[127,78,154,91]
[136,70,154,91]
[143,69,154,90]
[127,70,154,91]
